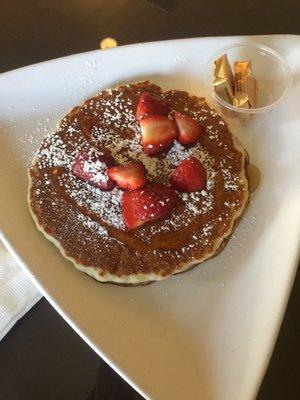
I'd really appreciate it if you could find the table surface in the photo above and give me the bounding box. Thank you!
[0,1,299,399]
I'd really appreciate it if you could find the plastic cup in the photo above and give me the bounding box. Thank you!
[205,43,292,126]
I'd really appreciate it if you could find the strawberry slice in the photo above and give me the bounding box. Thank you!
[107,161,147,191]
[72,147,116,190]
[171,156,206,192]
[136,92,170,120]
[174,112,204,146]
[140,114,178,155]
[122,184,177,229]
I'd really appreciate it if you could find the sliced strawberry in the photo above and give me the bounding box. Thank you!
[174,112,204,146]
[171,156,206,192]
[122,184,177,229]
[136,92,170,120]
[140,114,178,155]
[72,147,116,190]
[107,161,147,191]
[122,192,144,230]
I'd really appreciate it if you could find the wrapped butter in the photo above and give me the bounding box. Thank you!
[233,60,258,109]
[213,54,234,104]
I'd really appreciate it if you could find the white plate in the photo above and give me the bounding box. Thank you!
[0,35,299,400]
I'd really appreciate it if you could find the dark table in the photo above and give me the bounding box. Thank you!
[0,1,299,399]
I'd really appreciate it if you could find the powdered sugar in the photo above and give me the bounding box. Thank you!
[62,171,125,229]
[82,158,108,183]
[222,168,241,191]
[38,132,71,168]
[77,213,108,237]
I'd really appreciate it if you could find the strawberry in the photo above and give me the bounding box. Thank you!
[139,114,178,155]
[174,112,204,146]
[72,147,116,190]
[171,156,206,192]
[136,92,170,120]
[122,184,177,229]
[107,161,147,191]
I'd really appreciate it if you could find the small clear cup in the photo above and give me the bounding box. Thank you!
[205,43,292,126]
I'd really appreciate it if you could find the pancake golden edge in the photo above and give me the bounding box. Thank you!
[28,84,249,285]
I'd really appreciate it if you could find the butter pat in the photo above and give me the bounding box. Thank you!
[233,60,258,109]
[213,54,234,104]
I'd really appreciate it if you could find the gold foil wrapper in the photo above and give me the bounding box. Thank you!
[212,55,259,125]
[213,54,234,104]
[233,60,258,109]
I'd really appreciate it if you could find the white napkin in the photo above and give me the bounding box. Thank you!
[0,240,42,341]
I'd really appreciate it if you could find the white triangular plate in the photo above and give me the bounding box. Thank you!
[0,35,299,400]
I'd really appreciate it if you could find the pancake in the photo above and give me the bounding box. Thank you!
[28,81,249,284]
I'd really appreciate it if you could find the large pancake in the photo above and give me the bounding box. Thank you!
[28,81,249,284]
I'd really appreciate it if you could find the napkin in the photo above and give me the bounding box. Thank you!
[0,240,41,341]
